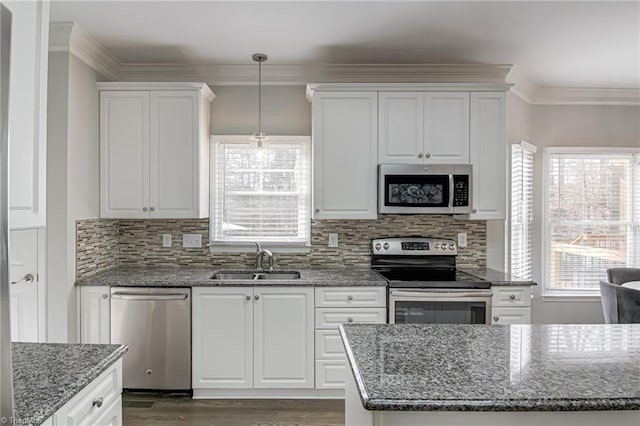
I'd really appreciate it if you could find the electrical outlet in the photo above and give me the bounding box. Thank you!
[182,233,202,248]
[328,233,338,248]
[458,232,468,248]
[162,234,172,248]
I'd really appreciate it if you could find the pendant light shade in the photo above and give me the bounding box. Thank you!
[251,53,268,146]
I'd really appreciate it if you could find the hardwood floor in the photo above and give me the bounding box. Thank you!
[122,393,345,426]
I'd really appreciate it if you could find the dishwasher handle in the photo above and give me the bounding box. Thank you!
[111,292,189,301]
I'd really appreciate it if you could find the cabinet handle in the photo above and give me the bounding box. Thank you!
[347,317,354,322]
[142,207,148,212]
[315,208,320,213]
[472,208,477,214]
[347,295,354,301]
[10,273,34,285]
[417,152,424,158]
[509,295,516,300]
[254,295,260,300]
[245,295,251,301]
[101,294,108,300]
[92,397,104,408]
[150,207,155,212]
[425,152,431,158]
[493,316,499,322]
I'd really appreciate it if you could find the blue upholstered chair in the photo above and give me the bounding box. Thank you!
[599,268,640,324]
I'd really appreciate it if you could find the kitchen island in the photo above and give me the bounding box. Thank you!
[340,323,640,426]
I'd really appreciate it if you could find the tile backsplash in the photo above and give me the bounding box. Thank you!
[76,215,486,279]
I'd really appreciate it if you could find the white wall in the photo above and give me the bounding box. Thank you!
[46,51,103,342]
[529,104,640,324]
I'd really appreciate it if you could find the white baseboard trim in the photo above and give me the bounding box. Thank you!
[193,388,344,399]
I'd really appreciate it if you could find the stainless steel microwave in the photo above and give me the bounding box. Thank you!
[378,164,473,214]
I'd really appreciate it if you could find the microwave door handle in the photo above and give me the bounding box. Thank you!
[449,174,454,208]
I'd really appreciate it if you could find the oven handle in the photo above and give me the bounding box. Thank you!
[390,290,493,298]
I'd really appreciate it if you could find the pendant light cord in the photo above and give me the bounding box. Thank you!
[258,58,262,138]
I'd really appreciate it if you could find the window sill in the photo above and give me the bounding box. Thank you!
[541,293,601,302]
[209,242,311,254]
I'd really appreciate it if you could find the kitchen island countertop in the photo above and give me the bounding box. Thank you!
[12,342,128,426]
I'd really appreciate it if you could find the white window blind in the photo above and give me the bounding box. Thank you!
[511,141,536,281]
[544,150,640,295]
[210,136,311,247]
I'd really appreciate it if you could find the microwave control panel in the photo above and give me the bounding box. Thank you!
[452,175,470,207]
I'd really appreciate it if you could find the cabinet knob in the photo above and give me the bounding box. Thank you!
[347,317,354,323]
[254,295,260,300]
[101,294,108,300]
[493,316,499,322]
[245,295,251,301]
[149,207,155,212]
[425,152,431,158]
[472,208,477,214]
[509,294,516,300]
[142,207,148,212]
[92,397,104,408]
[417,152,424,158]
[315,208,320,213]
[347,295,354,301]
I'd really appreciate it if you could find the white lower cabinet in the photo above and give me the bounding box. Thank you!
[49,359,123,426]
[314,287,387,390]
[192,286,314,390]
[490,286,532,325]
[80,286,111,344]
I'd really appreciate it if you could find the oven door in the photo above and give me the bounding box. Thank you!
[389,289,492,325]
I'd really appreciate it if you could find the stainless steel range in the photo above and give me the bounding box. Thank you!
[371,237,492,324]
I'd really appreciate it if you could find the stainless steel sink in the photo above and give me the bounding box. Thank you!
[211,270,301,280]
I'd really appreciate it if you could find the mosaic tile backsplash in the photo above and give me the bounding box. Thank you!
[76,219,119,278]
[75,215,486,279]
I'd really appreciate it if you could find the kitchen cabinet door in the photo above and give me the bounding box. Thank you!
[7,0,49,229]
[253,287,314,388]
[378,92,423,164]
[192,287,253,389]
[100,91,150,219]
[80,286,110,344]
[312,92,378,219]
[469,92,506,219]
[491,307,531,325]
[424,92,470,164]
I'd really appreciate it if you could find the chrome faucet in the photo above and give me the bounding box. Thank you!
[254,242,274,272]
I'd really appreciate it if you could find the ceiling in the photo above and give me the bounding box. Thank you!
[49,1,640,89]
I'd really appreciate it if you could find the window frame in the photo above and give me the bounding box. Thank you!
[542,147,640,297]
[209,135,312,253]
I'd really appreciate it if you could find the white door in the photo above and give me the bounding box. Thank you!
[100,91,150,218]
[149,91,200,218]
[192,287,253,389]
[378,92,423,164]
[9,229,38,342]
[424,92,470,164]
[253,287,314,388]
[312,92,378,219]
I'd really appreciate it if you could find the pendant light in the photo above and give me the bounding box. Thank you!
[251,53,268,146]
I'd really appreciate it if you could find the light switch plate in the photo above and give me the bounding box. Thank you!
[458,232,468,248]
[183,233,202,248]
[328,233,338,248]
[162,234,172,248]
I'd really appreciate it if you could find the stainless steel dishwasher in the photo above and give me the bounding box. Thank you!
[110,287,191,391]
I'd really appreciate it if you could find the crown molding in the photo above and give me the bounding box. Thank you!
[531,88,640,106]
[506,67,536,104]
[305,82,514,100]
[97,82,215,100]
[49,22,121,81]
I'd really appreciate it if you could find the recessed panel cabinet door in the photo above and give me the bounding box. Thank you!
[378,92,423,164]
[192,287,253,389]
[79,286,110,344]
[149,91,200,218]
[253,287,314,388]
[424,92,470,164]
[9,229,39,342]
[100,91,150,218]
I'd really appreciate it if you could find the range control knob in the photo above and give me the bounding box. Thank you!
[375,243,382,251]
[434,243,440,249]
[441,245,447,251]
[449,244,455,250]
[383,243,390,250]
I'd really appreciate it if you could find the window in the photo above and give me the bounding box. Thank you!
[510,141,536,281]
[544,149,640,295]
[210,135,311,250]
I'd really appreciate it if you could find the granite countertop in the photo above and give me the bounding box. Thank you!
[339,323,640,412]
[75,267,387,287]
[12,342,128,426]
[461,267,537,286]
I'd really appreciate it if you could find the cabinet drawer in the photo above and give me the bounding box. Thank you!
[491,307,531,325]
[492,286,530,307]
[54,359,122,426]
[315,308,387,329]
[315,359,346,390]
[315,287,386,308]
[315,329,346,359]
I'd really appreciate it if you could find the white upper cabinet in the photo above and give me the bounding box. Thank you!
[311,91,378,220]
[98,83,214,219]
[379,92,469,164]
[7,0,49,229]
[469,92,506,220]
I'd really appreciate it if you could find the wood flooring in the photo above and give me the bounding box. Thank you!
[122,392,345,426]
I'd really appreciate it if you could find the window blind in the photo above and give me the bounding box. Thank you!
[511,142,536,281]
[545,151,640,294]
[210,136,311,245]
